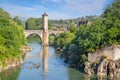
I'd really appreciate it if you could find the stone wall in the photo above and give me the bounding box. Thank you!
[88,45,120,62]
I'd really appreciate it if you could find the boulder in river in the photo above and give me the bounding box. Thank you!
[34,64,40,68]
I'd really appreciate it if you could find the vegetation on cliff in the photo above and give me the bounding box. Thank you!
[54,0,120,69]
[0,8,27,66]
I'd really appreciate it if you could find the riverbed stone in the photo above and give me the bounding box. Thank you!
[34,64,40,68]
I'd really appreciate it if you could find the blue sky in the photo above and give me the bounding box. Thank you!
[0,0,114,20]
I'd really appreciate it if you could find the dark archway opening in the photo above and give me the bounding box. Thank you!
[27,33,42,44]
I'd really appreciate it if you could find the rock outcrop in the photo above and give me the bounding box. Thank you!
[84,58,120,77]
[0,57,23,72]
[84,62,93,75]
[84,45,120,77]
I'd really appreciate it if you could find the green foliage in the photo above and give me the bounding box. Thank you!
[12,16,24,27]
[54,32,75,49]
[26,17,52,30]
[0,67,20,80]
[69,26,78,34]
[103,0,120,44]
[0,8,10,19]
[48,20,52,30]
[26,17,42,30]
[67,44,78,55]
[0,8,27,64]
[81,54,88,63]
[27,35,42,43]
[72,18,106,54]
[49,34,55,44]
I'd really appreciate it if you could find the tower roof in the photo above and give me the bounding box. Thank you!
[42,13,48,16]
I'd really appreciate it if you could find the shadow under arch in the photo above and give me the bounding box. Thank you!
[49,33,56,45]
[26,33,42,44]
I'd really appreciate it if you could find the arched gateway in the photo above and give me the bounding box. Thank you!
[24,13,65,45]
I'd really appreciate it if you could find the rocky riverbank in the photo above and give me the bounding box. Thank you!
[84,58,120,77]
[20,46,32,53]
[0,46,32,73]
[0,57,23,73]
[84,45,120,77]
[56,45,120,78]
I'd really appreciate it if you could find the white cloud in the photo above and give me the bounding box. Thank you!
[0,3,47,20]
[48,11,74,20]
[64,0,108,15]
[0,0,112,20]
[1,3,47,12]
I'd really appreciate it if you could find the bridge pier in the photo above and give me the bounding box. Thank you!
[42,13,49,71]
[42,13,48,46]
[43,31,49,46]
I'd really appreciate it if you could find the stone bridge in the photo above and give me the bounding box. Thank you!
[24,13,67,46]
[24,30,65,41]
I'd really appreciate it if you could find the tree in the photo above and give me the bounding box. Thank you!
[103,0,120,44]
[0,8,10,19]
[26,17,42,30]
[0,8,27,64]
[54,32,75,50]
[13,16,24,27]
[69,26,78,34]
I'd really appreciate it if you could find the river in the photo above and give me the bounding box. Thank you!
[0,42,107,80]
[18,42,87,80]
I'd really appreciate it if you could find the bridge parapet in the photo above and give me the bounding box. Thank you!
[24,30,43,38]
[24,30,66,37]
[24,30,67,42]
[48,30,65,35]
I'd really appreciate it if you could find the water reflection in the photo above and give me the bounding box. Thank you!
[0,67,20,80]
[42,46,48,73]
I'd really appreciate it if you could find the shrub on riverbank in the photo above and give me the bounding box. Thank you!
[0,8,27,67]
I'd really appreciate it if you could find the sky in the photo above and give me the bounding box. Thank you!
[0,0,114,20]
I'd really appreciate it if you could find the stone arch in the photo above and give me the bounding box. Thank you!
[49,33,56,37]
[48,33,56,45]
[26,33,43,43]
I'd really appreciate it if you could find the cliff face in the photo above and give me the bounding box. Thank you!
[88,45,120,62]
[84,45,120,77]
[84,59,120,77]
[97,59,120,77]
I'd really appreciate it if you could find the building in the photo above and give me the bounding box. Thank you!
[77,20,92,26]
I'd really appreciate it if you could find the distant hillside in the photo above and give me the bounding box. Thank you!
[24,15,101,30]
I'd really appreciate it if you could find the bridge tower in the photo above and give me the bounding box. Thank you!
[42,13,48,46]
[42,13,48,72]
